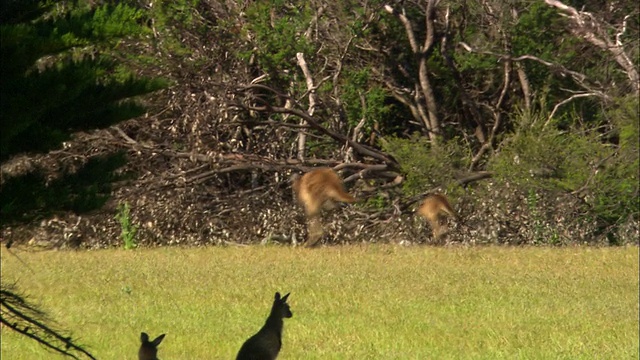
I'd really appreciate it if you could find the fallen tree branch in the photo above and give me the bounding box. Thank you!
[233,84,398,167]
[1,284,96,359]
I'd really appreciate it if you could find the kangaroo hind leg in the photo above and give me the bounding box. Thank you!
[306,217,323,247]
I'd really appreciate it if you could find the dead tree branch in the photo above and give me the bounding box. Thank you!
[295,52,318,161]
[459,42,600,92]
[1,284,96,359]
[232,84,398,167]
[544,92,604,128]
[544,0,639,95]
[384,0,442,140]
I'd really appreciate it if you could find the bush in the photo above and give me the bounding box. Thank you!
[488,105,639,244]
[382,134,468,196]
[115,201,138,250]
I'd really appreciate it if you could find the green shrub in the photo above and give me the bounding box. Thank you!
[489,104,639,243]
[488,110,606,192]
[340,69,392,132]
[115,201,138,250]
[590,97,639,242]
[239,0,315,81]
[382,134,468,196]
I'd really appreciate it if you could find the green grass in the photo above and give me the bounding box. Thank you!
[1,245,638,359]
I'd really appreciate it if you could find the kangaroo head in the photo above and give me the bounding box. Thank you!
[290,173,301,183]
[274,292,293,319]
[139,332,165,360]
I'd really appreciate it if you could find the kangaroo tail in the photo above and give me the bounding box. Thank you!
[329,189,355,203]
[431,195,457,219]
[446,208,462,223]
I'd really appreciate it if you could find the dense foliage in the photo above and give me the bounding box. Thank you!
[1,0,166,223]
[1,0,638,249]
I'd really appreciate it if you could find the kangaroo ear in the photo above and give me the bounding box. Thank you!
[140,332,149,342]
[281,292,290,302]
[275,292,281,301]
[152,334,166,346]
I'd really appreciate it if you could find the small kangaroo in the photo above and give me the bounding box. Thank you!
[138,332,165,360]
[236,292,293,360]
[417,193,460,241]
[292,168,356,247]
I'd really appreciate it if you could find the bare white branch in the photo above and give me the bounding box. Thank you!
[544,93,602,129]
[296,52,318,161]
[384,5,420,53]
[544,0,639,94]
[617,14,631,47]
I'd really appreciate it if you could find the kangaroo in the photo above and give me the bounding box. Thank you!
[236,292,293,360]
[292,168,356,247]
[138,332,165,360]
[417,193,459,241]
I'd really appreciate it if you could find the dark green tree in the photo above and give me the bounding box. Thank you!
[1,0,167,224]
[0,0,166,357]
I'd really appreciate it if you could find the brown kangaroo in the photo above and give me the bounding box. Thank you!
[138,332,165,360]
[417,193,459,241]
[291,168,356,247]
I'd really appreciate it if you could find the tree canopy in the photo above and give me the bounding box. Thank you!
[1,0,166,224]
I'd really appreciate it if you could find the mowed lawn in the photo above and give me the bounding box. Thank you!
[1,244,638,359]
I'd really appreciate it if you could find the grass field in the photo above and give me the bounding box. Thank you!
[1,244,638,359]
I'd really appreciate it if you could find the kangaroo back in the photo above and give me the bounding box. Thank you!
[293,168,354,215]
[417,193,459,240]
[138,332,165,360]
[237,292,293,360]
[418,193,457,219]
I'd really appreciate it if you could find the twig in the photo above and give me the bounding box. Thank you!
[544,92,602,128]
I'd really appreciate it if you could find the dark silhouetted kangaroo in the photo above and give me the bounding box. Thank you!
[236,292,292,360]
[138,332,165,360]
